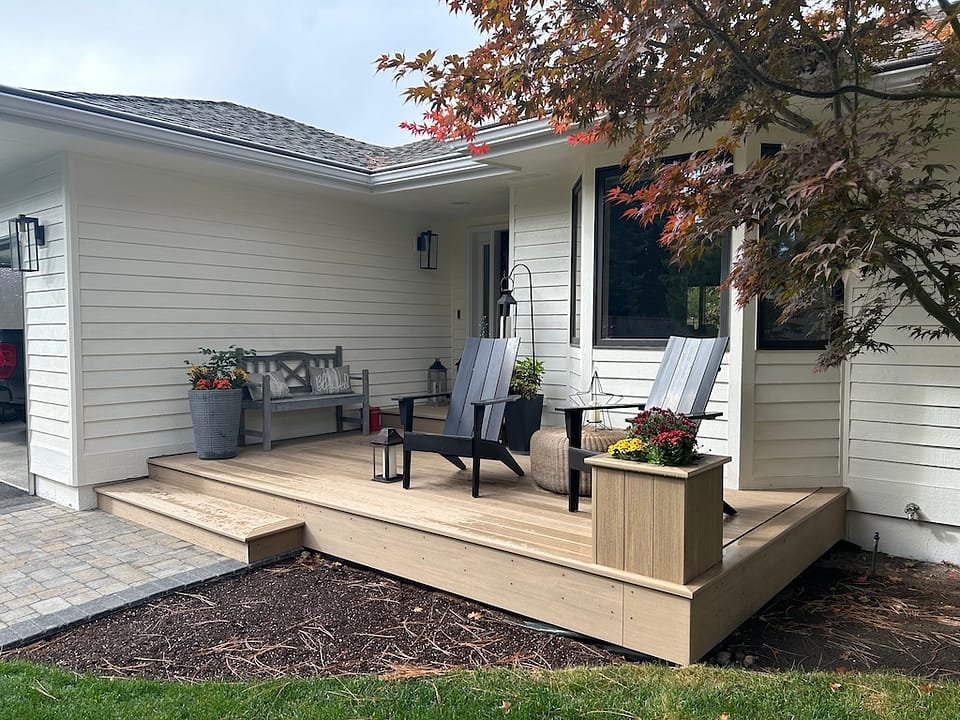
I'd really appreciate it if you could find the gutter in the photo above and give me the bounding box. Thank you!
[0,85,515,192]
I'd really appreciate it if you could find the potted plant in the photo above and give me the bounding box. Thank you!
[503,356,545,452]
[185,345,254,460]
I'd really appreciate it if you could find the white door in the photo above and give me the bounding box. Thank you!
[470,227,509,338]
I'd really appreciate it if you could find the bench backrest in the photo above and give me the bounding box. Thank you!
[243,348,344,397]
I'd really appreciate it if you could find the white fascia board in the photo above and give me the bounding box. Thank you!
[0,89,373,190]
[371,156,518,192]
[0,88,520,194]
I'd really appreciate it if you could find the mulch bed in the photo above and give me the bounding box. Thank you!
[4,543,959,681]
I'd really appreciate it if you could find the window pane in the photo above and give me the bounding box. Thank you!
[570,179,582,344]
[597,166,722,341]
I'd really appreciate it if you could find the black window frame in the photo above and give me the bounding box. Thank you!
[593,159,729,348]
[569,176,582,345]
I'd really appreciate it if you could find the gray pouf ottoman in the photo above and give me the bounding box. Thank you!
[530,426,626,496]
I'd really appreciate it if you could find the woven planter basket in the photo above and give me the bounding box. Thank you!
[530,426,626,496]
[188,388,243,460]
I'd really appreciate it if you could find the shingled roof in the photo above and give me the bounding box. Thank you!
[34,90,459,171]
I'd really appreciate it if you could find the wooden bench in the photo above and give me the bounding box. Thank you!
[240,348,370,451]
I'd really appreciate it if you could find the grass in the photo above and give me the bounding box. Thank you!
[1,661,958,720]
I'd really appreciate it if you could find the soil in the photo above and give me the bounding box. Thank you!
[4,543,959,681]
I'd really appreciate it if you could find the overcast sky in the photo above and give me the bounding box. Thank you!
[4,0,482,147]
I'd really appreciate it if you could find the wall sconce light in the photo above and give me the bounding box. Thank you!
[370,427,404,483]
[1,215,45,273]
[497,262,536,363]
[416,229,438,270]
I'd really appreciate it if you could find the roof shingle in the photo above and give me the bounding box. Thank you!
[35,90,458,171]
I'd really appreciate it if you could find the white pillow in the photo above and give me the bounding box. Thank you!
[246,370,291,401]
[310,365,352,395]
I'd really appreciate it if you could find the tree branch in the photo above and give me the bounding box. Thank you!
[939,0,960,40]
[884,257,960,340]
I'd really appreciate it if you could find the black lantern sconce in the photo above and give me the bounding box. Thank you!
[497,262,536,363]
[427,357,448,406]
[416,229,438,270]
[371,427,404,483]
[1,215,45,273]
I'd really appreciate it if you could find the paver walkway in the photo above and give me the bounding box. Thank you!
[0,492,245,649]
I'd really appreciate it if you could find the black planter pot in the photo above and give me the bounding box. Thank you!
[504,394,544,453]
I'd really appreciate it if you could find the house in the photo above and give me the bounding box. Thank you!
[0,82,957,570]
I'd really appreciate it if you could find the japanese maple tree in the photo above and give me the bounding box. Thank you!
[378,1,960,367]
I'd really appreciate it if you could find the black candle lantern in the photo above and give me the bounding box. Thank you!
[427,357,448,405]
[371,428,404,483]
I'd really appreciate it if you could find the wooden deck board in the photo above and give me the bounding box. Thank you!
[139,431,847,664]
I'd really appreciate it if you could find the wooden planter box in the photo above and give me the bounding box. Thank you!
[584,453,731,584]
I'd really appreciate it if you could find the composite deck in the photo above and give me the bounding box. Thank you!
[112,431,847,664]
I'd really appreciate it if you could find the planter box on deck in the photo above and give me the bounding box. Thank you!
[584,453,731,584]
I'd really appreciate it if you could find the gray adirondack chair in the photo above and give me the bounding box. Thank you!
[397,337,525,498]
[557,335,733,514]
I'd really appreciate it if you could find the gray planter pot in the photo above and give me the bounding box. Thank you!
[188,388,243,460]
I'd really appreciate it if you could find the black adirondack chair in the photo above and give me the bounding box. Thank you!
[398,337,525,498]
[557,335,735,514]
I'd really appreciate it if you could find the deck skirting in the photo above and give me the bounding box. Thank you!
[104,435,847,665]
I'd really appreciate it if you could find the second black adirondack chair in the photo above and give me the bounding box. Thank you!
[398,337,525,498]
[558,335,735,514]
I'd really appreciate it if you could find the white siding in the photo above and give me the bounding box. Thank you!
[0,156,71,490]
[75,156,454,484]
[845,328,960,528]
[511,179,578,423]
[747,350,841,489]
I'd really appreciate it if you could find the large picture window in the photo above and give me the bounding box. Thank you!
[594,162,726,346]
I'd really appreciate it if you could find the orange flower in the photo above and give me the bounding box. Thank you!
[213,378,232,390]
[195,379,214,390]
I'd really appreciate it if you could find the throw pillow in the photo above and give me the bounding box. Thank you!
[310,365,352,395]
[246,370,292,401]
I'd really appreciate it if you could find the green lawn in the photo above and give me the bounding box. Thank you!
[1,661,955,720]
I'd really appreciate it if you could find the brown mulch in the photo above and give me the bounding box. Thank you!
[4,543,959,681]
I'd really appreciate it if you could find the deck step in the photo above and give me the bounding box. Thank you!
[95,479,304,563]
[380,404,447,433]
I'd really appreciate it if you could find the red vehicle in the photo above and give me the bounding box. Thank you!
[0,329,25,420]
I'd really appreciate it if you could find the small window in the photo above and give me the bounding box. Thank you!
[756,144,836,350]
[570,178,582,344]
[594,162,727,345]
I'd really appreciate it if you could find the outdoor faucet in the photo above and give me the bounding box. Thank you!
[904,503,921,521]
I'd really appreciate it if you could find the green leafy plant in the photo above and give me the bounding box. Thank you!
[185,346,255,390]
[508,357,545,400]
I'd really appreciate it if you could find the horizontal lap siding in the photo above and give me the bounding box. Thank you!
[511,181,575,424]
[750,351,841,489]
[0,156,71,484]
[846,326,960,526]
[76,157,450,483]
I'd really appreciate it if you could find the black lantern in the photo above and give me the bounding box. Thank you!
[371,428,404,482]
[2,215,45,273]
[427,357,448,405]
[497,262,536,362]
[416,229,438,270]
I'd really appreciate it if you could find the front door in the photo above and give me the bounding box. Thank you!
[470,227,509,338]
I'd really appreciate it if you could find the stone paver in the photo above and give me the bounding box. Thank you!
[0,496,246,650]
